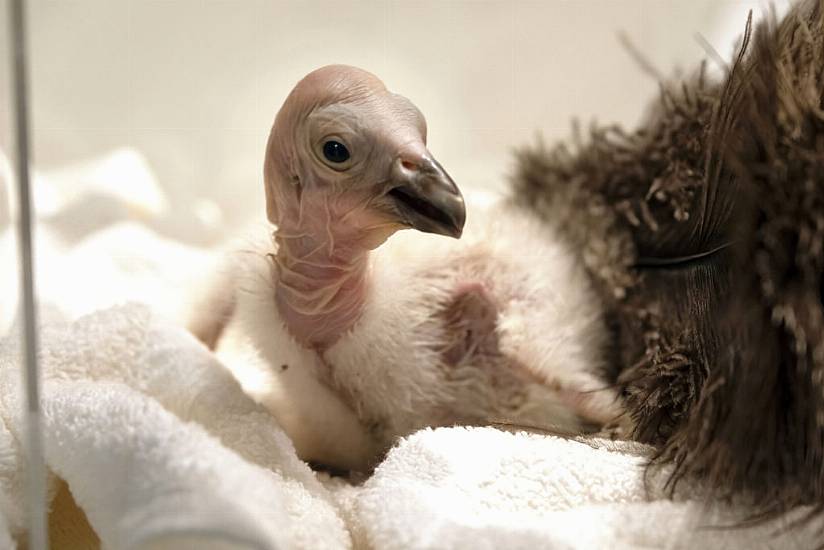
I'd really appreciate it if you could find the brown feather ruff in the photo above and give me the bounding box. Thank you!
[510,0,824,521]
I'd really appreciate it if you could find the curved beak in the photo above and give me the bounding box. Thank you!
[387,156,466,239]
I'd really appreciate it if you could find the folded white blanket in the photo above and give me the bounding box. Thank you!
[0,303,349,550]
[45,380,320,550]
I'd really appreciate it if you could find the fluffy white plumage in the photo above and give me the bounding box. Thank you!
[188,66,622,471]
[199,192,620,472]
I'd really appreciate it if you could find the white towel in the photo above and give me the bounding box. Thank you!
[342,426,822,550]
[0,308,61,543]
[41,303,330,495]
[43,380,322,550]
[0,303,350,549]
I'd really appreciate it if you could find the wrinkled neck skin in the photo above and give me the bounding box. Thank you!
[273,185,394,352]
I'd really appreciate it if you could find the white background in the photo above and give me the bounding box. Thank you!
[0,0,774,246]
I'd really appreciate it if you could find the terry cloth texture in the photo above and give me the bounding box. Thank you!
[0,304,349,550]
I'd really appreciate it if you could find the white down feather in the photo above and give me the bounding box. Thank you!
[205,191,619,472]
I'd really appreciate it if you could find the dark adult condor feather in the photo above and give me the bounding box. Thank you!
[511,0,824,520]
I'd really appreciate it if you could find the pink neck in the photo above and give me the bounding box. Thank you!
[273,209,372,351]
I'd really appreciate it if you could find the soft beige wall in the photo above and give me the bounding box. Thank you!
[1,0,776,245]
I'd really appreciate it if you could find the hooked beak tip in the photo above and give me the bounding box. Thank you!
[388,156,466,239]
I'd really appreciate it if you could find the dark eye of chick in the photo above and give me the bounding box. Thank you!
[322,140,350,163]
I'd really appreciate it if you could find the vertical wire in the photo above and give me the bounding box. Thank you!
[8,0,48,548]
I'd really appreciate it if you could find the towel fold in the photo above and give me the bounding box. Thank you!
[0,303,350,549]
[43,380,326,550]
[44,303,334,501]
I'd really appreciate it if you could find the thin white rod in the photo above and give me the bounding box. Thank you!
[8,0,48,548]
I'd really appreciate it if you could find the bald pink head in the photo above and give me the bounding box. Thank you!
[264,65,464,243]
[266,65,465,349]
